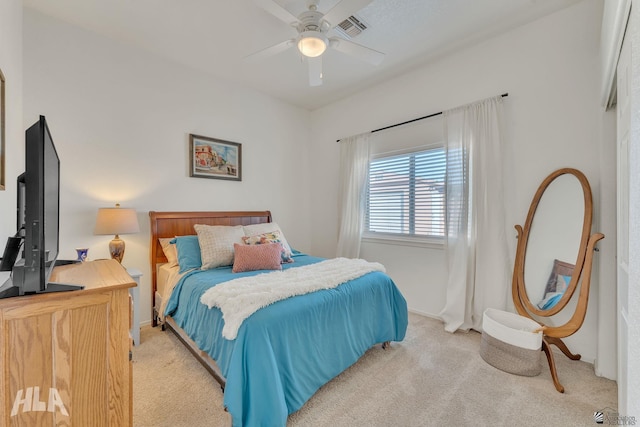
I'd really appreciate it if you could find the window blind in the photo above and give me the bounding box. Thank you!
[366,147,446,238]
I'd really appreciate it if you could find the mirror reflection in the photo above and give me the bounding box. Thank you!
[524,174,584,310]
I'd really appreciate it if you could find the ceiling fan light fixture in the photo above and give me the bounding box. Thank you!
[297,31,327,57]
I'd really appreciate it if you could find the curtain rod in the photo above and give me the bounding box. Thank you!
[336,92,509,143]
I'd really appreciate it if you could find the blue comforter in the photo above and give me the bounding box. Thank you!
[165,254,408,427]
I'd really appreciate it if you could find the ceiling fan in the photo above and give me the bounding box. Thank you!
[247,0,385,86]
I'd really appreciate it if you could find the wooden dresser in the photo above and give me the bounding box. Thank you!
[0,259,135,426]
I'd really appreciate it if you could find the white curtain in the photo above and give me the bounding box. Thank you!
[439,96,510,332]
[336,133,371,258]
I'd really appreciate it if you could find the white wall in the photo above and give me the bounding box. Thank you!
[310,0,614,372]
[624,0,640,414]
[597,108,618,380]
[0,0,23,237]
[21,8,312,326]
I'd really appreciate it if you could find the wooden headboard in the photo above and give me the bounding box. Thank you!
[148,210,272,325]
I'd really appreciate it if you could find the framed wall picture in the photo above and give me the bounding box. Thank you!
[0,68,5,190]
[189,134,242,181]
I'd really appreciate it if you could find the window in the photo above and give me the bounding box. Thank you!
[365,146,445,241]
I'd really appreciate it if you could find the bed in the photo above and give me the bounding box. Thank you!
[149,211,408,427]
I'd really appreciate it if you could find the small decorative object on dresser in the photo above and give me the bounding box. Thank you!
[75,247,89,262]
[189,134,242,181]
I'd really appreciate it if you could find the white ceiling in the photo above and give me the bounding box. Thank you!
[23,0,583,110]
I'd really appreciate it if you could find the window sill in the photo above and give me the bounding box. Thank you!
[362,234,444,249]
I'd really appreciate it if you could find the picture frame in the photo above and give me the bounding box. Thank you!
[189,134,242,181]
[0,68,5,191]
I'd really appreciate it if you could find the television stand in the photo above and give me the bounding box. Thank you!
[0,281,19,299]
[0,281,84,297]
[36,282,85,293]
[53,259,81,267]
[35,260,85,293]
[33,260,86,293]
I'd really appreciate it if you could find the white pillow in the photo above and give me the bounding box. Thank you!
[159,238,178,267]
[194,224,245,270]
[242,222,293,255]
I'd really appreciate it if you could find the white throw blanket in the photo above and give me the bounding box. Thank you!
[200,257,385,340]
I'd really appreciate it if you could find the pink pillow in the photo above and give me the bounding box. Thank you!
[232,243,283,273]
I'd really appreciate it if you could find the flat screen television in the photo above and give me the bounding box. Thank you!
[0,116,82,298]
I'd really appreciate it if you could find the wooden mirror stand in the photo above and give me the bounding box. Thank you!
[512,168,604,393]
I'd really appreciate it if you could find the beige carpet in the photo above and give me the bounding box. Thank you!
[132,313,616,427]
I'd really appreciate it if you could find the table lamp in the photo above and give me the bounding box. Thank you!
[94,203,140,263]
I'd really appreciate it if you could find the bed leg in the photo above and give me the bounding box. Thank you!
[382,341,390,350]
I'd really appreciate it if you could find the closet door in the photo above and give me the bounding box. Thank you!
[616,30,630,416]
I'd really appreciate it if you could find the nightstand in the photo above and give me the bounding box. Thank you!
[127,268,143,346]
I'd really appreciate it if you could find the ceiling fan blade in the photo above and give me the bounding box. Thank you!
[253,0,299,25]
[308,56,323,86]
[330,37,384,65]
[323,0,373,27]
[244,39,294,63]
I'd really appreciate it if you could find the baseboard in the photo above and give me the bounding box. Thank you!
[408,308,442,321]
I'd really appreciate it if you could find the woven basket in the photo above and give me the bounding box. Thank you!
[480,308,543,377]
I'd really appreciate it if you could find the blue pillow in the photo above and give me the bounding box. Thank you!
[540,293,563,310]
[171,235,202,273]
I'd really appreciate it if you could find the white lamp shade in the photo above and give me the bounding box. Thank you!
[297,31,327,57]
[94,207,140,236]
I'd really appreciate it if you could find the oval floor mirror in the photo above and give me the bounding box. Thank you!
[512,168,604,393]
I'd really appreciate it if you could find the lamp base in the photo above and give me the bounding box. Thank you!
[109,236,125,263]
